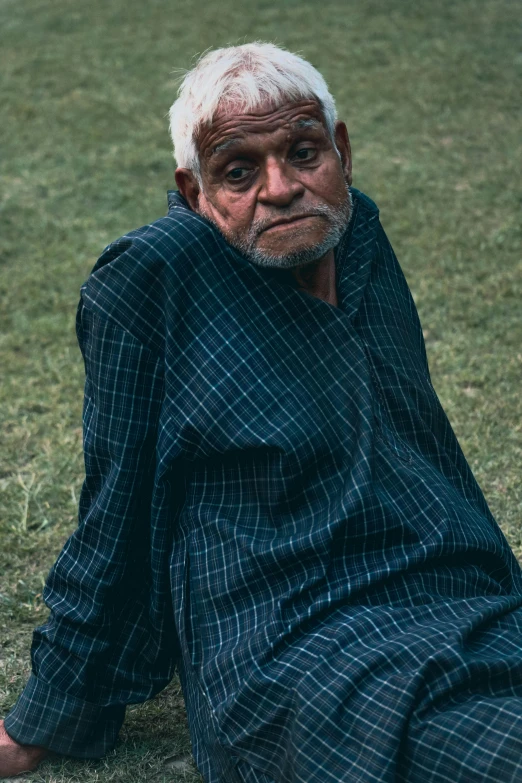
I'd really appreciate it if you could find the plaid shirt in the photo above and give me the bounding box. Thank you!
[5,189,522,783]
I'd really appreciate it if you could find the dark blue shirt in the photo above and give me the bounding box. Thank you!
[6,189,522,783]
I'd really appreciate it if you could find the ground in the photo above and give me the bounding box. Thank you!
[0,0,521,780]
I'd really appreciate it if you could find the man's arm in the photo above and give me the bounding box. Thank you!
[2,303,176,762]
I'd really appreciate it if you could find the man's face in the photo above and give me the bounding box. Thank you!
[175,99,353,269]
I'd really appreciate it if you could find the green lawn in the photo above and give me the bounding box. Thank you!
[1,0,521,780]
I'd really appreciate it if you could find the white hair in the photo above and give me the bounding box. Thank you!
[169,42,338,186]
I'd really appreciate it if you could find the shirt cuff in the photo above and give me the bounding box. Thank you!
[3,673,126,758]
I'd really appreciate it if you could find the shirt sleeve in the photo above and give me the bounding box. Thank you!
[4,303,174,758]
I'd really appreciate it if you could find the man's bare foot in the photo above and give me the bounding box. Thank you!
[0,720,48,778]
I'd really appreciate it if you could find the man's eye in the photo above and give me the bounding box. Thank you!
[226,167,249,181]
[293,148,316,161]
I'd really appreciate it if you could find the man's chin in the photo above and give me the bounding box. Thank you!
[201,217,334,269]
[240,224,349,269]
[199,190,353,270]
[241,243,332,269]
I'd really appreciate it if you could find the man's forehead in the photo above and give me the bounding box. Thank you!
[211,118,324,155]
[198,99,328,158]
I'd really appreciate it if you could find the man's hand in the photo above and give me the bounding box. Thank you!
[0,720,48,778]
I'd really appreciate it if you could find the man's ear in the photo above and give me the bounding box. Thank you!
[174,168,201,212]
[334,121,352,187]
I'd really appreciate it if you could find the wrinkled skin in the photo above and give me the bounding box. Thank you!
[0,719,48,778]
[175,99,353,306]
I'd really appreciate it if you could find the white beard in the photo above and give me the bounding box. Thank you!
[200,184,353,270]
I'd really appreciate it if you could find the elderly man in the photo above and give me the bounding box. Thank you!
[2,42,522,783]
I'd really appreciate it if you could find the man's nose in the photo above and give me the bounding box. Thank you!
[258,159,305,207]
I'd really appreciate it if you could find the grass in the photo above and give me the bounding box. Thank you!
[1,0,521,779]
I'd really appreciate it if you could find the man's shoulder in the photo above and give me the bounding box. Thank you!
[79,195,226,349]
[89,198,220,281]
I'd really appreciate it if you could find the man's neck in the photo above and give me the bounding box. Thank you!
[289,249,338,307]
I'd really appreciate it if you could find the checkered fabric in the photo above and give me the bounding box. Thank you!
[5,188,522,782]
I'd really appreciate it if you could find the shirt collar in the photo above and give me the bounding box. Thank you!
[167,189,189,212]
